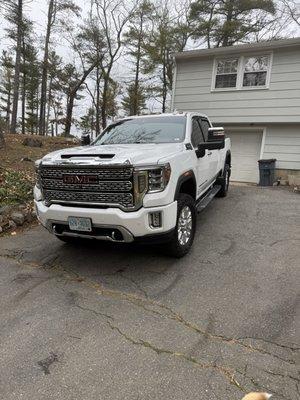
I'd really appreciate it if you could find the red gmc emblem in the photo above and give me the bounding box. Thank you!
[62,174,98,184]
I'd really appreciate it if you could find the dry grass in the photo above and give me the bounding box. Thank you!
[0,134,78,205]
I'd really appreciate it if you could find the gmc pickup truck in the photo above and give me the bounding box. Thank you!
[34,112,231,257]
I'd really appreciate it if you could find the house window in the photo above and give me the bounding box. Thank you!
[243,56,268,87]
[213,54,271,90]
[215,59,238,88]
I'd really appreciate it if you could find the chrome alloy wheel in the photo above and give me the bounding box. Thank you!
[177,206,193,246]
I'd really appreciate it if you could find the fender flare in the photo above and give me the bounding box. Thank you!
[174,170,197,201]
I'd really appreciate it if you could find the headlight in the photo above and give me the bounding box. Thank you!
[134,164,171,194]
[148,164,171,193]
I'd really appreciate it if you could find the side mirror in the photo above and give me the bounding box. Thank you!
[81,133,91,146]
[196,127,225,158]
[208,127,225,142]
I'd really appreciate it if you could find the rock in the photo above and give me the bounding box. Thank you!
[25,210,33,223]
[21,157,33,162]
[11,212,25,226]
[0,215,3,224]
[0,205,12,215]
[0,226,2,234]
[9,220,17,230]
[22,137,43,148]
[31,210,37,219]
[18,205,26,211]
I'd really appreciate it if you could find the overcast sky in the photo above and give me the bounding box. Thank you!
[0,1,300,135]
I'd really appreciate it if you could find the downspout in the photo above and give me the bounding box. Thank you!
[170,56,177,112]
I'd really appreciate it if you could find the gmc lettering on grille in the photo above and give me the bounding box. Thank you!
[62,174,98,184]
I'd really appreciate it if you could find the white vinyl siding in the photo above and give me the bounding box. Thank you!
[263,125,300,170]
[173,46,300,124]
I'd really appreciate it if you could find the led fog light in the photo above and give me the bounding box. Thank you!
[149,212,162,228]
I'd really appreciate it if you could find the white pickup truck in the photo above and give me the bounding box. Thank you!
[34,112,231,257]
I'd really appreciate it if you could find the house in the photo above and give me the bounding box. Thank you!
[172,38,300,184]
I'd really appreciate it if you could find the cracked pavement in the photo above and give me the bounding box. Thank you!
[0,186,299,400]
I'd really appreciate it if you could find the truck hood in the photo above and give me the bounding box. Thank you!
[41,143,185,166]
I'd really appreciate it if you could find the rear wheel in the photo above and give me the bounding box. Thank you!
[216,163,230,198]
[165,194,196,258]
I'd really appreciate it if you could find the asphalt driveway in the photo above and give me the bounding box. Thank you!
[0,186,299,400]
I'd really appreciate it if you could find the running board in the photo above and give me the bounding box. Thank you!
[196,185,221,212]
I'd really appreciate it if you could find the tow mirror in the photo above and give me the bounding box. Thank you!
[208,127,225,142]
[196,127,225,158]
[81,133,91,146]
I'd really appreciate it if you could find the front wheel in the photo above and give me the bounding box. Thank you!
[165,194,196,258]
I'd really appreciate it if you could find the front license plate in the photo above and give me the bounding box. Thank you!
[68,217,92,232]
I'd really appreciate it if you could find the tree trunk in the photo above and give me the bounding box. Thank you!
[6,84,11,129]
[0,129,5,148]
[21,40,26,135]
[10,0,23,134]
[64,62,97,137]
[64,95,75,137]
[133,16,143,115]
[39,0,54,136]
[95,65,101,136]
[45,76,53,136]
[222,0,234,47]
[101,75,108,129]
[162,52,167,113]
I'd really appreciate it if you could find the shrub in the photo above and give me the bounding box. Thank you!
[0,169,34,205]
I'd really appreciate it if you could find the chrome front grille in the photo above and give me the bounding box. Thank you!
[40,165,135,209]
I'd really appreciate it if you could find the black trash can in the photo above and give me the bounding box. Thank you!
[81,133,91,146]
[258,159,276,186]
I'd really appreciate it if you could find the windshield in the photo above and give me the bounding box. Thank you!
[93,116,186,145]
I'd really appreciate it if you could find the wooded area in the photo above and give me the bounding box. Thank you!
[0,0,299,143]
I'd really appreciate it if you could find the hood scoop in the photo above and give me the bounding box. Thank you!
[61,154,115,159]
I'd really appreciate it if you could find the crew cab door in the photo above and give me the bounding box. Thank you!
[199,117,220,181]
[191,116,210,198]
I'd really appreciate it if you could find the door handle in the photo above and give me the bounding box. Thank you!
[207,151,212,156]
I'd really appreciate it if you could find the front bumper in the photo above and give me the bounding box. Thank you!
[34,199,177,243]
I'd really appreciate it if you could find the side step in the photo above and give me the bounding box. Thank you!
[196,185,221,213]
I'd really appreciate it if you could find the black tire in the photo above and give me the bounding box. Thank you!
[216,163,230,198]
[165,194,196,258]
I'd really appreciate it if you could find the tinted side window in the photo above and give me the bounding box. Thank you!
[191,118,204,148]
[200,119,211,141]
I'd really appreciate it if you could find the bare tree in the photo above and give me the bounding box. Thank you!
[282,0,300,26]
[93,0,135,128]
[38,0,80,136]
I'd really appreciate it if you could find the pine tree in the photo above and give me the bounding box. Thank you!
[79,107,96,139]
[143,4,189,112]
[123,0,154,115]
[0,51,14,130]
[24,44,40,134]
[5,0,24,133]
[189,0,276,48]
[122,83,146,116]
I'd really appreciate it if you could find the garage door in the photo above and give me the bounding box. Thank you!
[226,130,263,183]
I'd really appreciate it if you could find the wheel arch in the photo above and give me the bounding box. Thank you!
[174,170,197,201]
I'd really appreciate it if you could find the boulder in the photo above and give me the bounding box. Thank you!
[11,212,25,226]
[22,137,43,148]
[0,205,12,215]
[9,220,17,230]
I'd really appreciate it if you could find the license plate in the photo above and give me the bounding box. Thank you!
[68,217,92,232]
